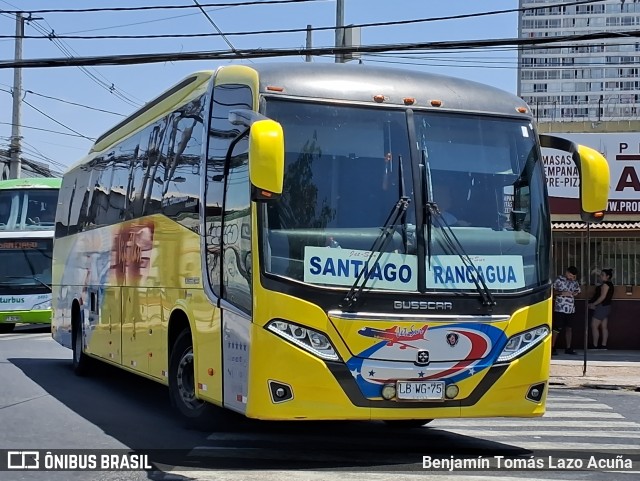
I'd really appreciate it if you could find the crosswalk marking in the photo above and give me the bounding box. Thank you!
[491,441,639,450]
[441,429,640,438]
[438,420,639,428]
[534,410,624,418]
[183,391,640,476]
[549,396,597,401]
[545,401,613,410]
[168,471,583,481]
[0,333,51,341]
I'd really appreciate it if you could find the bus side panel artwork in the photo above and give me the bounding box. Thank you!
[118,220,156,375]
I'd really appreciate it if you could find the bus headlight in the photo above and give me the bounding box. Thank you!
[266,319,339,361]
[496,325,549,363]
[33,299,52,310]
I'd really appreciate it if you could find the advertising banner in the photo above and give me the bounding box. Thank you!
[541,132,640,216]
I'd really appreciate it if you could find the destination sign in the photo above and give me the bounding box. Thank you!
[0,240,49,250]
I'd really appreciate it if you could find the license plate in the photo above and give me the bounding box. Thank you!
[396,381,445,400]
[5,316,20,322]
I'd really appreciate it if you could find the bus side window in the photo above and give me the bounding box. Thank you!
[161,95,204,226]
[205,83,253,308]
[112,132,141,222]
[222,138,251,312]
[138,120,168,217]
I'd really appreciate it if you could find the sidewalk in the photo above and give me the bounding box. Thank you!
[550,349,640,391]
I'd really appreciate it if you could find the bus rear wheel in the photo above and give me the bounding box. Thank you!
[383,419,433,428]
[169,330,221,429]
[72,316,92,376]
[0,323,15,333]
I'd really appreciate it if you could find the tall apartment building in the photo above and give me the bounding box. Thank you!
[518,0,640,122]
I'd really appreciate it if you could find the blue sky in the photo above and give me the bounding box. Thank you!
[0,0,519,171]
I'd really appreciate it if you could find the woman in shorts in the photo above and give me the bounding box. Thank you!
[588,269,614,350]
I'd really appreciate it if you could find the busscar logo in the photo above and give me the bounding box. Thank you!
[7,451,39,469]
[393,300,453,311]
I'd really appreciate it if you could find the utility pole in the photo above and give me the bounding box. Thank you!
[335,0,344,63]
[306,24,312,62]
[9,12,24,179]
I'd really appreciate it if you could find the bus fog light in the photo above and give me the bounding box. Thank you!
[381,383,396,400]
[268,380,293,403]
[445,384,459,399]
[526,382,545,402]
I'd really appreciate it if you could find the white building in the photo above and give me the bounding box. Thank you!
[518,0,640,122]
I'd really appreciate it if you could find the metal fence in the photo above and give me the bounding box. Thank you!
[553,233,640,287]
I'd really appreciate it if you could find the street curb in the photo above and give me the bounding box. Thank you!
[580,383,640,391]
[548,381,640,391]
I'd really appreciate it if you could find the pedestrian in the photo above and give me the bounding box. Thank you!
[551,266,580,355]
[588,268,614,350]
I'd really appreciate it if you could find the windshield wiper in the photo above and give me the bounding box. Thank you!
[340,154,410,310]
[340,195,410,310]
[428,210,496,308]
[6,275,51,291]
[419,150,495,308]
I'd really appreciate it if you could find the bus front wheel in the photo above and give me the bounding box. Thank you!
[169,330,221,429]
[0,323,15,333]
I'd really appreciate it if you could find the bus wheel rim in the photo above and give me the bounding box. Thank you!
[177,349,203,409]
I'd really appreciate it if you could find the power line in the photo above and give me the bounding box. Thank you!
[62,9,225,35]
[0,121,94,139]
[29,139,88,152]
[21,140,68,170]
[28,20,142,108]
[359,55,517,70]
[0,1,606,41]
[0,0,327,14]
[0,0,143,107]
[22,98,94,140]
[192,0,241,55]
[2,29,639,69]
[25,89,126,116]
[0,85,125,116]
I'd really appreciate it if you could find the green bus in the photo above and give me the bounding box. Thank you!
[0,177,61,332]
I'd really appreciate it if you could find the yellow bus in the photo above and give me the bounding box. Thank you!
[52,63,609,427]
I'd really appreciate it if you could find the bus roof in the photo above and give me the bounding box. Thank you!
[73,62,532,172]
[0,177,62,190]
[250,62,531,117]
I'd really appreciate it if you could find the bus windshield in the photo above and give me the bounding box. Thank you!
[261,99,550,294]
[0,238,53,288]
[0,188,58,231]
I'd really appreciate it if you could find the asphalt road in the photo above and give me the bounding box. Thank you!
[1,324,639,481]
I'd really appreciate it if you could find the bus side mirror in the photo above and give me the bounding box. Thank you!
[539,135,610,223]
[248,119,284,202]
[574,144,609,222]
